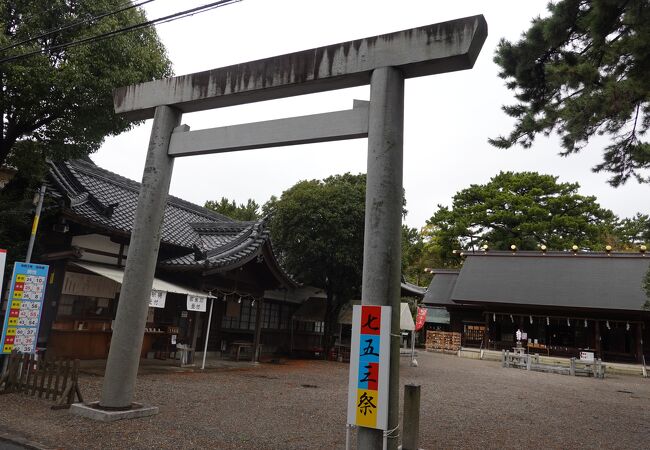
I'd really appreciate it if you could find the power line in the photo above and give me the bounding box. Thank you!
[0,0,158,53]
[0,0,241,64]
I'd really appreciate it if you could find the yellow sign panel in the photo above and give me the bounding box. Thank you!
[3,344,13,353]
[5,328,16,336]
[7,317,18,326]
[12,290,23,299]
[15,274,25,282]
[11,300,21,309]
[355,389,378,428]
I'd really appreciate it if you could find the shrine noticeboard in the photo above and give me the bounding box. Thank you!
[1,262,49,354]
[186,295,207,312]
[347,305,391,430]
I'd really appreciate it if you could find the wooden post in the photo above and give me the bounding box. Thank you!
[402,384,421,450]
[636,323,643,364]
[190,311,201,365]
[570,357,576,376]
[483,313,490,350]
[253,298,264,363]
[595,321,601,358]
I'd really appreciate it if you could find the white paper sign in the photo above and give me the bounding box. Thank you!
[149,290,167,308]
[580,351,594,362]
[186,295,207,312]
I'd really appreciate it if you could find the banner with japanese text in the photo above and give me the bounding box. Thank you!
[347,305,391,430]
[1,262,49,354]
[415,307,427,331]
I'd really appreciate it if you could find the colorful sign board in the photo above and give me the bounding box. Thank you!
[347,305,391,430]
[149,289,167,308]
[186,295,207,312]
[1,262,49,354]
[415,307,427,331]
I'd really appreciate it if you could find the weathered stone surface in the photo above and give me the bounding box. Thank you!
[70,402,159,422]
[168,100,369,157]
[114,15,487,120]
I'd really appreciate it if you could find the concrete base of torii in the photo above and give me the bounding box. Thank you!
[70,402,159,422]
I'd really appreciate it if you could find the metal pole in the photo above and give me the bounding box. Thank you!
[410,330,416,365]
[25,184,46,263]
[100,105,182,409]
[402,384,421,450]
[358,66,404,450]
[201,297,214,370]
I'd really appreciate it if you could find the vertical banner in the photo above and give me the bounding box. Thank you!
[415,307,427,331]
[347,305,391,430]
[1,262,49,354]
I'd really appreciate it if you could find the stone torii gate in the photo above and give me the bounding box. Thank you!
[76,15,486,448]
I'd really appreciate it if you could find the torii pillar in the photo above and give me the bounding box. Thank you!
[77,15,487,448]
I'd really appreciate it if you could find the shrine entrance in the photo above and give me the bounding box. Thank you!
[84,15,487,449]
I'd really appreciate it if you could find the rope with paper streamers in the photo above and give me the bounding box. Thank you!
[206,288,261,305]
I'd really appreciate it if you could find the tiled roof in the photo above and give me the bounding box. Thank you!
[48,159,230,248]
[432,251,650,311]
[160,221,274,271]
[47,159,296,286]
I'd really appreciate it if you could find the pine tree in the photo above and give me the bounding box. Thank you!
[491,0,649,186]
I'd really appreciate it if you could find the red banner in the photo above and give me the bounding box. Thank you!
[415,307,427,331]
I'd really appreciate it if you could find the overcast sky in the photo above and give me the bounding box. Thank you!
[92,0,647,229]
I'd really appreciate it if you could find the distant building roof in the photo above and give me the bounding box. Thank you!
[423,271,459,306]
[401,280,426,298]
[426,306,450,324]
[446,251,650,312]
[47,159,295,286]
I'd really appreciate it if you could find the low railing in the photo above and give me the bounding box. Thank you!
[501,350,605,379]
[0,352,83,409]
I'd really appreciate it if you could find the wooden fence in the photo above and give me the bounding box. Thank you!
[0,352,83,409]
[501,350,605,378]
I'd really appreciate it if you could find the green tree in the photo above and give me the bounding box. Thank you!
[401,225,426,285]
[0,1,172,173]
[268,173,366,351]
[204,197,261,221]
[491,0,649,186]
[427,171,616,255]
[614,213,650,247]
[401,225,459,285]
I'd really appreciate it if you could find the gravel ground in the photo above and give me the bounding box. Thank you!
[0,352,648,449]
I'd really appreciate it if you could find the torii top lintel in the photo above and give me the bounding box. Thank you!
[114,14,487,121]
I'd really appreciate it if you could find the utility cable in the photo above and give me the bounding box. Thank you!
[0,0,158,53]
[0,0,240,64]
